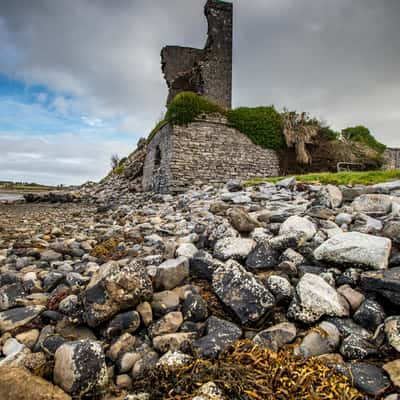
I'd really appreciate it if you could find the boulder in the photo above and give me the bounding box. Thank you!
[314,232,391,270]
[352,194,393,216]
[82,260,153,327]
[288,273,349,323]
[339,334,378,359]
[279,216,317,240]
[319,184,343,208]
[212,260,275,324]
[53,340,108,396]
[353,299,386,331]
[0,367,71,400]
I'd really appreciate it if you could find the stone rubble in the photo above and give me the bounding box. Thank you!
[1,178,400,399]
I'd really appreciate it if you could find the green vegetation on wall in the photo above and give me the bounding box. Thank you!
[227,106,285,151]
[341,125,386,153]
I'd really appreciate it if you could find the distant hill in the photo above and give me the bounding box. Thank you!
[0,181,59,191]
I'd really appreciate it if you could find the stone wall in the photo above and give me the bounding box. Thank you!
[383,148,400,170]
[142,116,280,193]
[161,0,232,108]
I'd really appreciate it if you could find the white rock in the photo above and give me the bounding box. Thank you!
[288,273,350,323]
[279,216,317,240]
[176,243,198,259]
[213,237,256,261]
[314,232,392,270]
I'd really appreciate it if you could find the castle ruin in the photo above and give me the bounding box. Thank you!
[142,0,281,193]
[161,0,233,109]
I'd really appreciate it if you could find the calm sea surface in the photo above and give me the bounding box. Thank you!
[0,193,23,201]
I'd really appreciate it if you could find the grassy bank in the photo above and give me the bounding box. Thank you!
[0,183,56,192]
[246,170,400,186]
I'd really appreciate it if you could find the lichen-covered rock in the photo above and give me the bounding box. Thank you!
[82,260,153,327]
[193,316,242,358]
[0,305,45,333]
[353,299,386,331]
[103,310,141,339]
[288,273,349,323]
[212,260,275,324]
[53,339,108,396]
[339,334,378,359]
[314,232,392,270]
[213,237,256,261]
[245,243,279,271]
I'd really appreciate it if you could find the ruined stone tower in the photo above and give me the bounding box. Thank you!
[161,0,233,109]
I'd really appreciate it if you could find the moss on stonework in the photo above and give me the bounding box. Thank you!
[147,92,285,151]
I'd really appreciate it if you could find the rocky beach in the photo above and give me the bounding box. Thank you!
[0,178,400,399]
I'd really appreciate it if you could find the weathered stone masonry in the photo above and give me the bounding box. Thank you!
[142,116,280,193]
[161,0,232,108]
[384,148,400,170]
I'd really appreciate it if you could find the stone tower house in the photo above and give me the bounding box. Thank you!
[142,0,281,193]
[161,0,233,108]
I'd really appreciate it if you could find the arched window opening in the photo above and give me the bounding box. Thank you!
[154,146,162,168]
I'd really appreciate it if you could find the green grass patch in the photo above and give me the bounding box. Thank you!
[245,170,400,187]
[227,106,285,151]
[342,125,386,153]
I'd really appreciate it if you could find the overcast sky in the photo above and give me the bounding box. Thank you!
[1,0,399,185]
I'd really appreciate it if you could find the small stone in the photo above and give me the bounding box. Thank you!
[296,322,340,357]
[151,290,180,318]
[190,250,223,281]
[193,381,226,400]
[148,312,183,338]
[115,374,132,390]
[153,332,195,353]
[276,176,296,190]
[265,275,293,303]
[104,310,141,339]
[154,257,190,290]
[337,285,365,311]
[176,243,198,259]
[227,207,260,233]
[212,260,275,324]
[253,322,297,351]
[136,302,153,326]
[383,360,400,387]
[385,316,400,352]
[156,351,193,368]
[40,250,63,262]
[15,329,39,349]
[54,339,108,396]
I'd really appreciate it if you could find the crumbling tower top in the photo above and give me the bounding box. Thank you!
[161,0,233,109]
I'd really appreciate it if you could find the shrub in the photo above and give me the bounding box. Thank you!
[320,127,340,141]
[341,125,386,153]
[227,106,285,151]
[165,91,226,126]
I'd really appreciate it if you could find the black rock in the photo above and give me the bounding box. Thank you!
[0,283,26,310]
[345,362,391,396]
[190,250,221,281]
[326,317,371,339]
[245,243,279,271]
[43,272,65,292]
[193,316,242,358]
[353,299,386,331]
[42,335,68,355]
[182,293,209,322]
[103,310,141,339]
[336,269,361,287]
[339,334,378,359]
[360,268,400,306]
